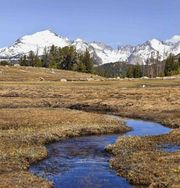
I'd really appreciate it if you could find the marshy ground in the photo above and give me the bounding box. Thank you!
[106,129,180,187]
[0,66,179,187]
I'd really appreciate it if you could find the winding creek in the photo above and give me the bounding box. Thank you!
[29,118,171,188]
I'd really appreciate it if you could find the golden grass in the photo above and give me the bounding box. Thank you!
[0,66,102,81]
[1,78,179,128]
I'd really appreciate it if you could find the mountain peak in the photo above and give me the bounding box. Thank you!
[21,29,59,39]
[74,38,86,43]
[34,29,56,34]
[149,38,161,43]
[166,35,180,44]
[0,30,71,58]
[144,38,165,51]
[18,30,71,48]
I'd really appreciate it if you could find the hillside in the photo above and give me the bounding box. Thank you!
[95,62,132,77]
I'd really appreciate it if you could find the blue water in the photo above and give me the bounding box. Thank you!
[158,144,180,152]
[125,119,170,136]
[29,118,171,188]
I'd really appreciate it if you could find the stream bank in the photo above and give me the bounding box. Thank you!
[29,118,173,188]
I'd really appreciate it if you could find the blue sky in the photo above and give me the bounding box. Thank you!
[0,0,179,48]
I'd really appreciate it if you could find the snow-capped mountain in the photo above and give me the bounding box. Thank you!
[0,30,71,59]
[129,38,180,64]
[0,30,179,65]
[128,39,170,64]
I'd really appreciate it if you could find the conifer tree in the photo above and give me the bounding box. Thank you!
[126,66,134,78]
[48,45,58,68]
[133,64,142,78]
[164,54,175,76]
[18,45,95,74]
[28,51,36,66]
[77,54,86,72]
[34,55,43,67]
[19,55,28,66]
[42,47,49,67]
[82,49,93,73]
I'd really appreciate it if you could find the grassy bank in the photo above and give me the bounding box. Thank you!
[106,129,180,187]
[0,108,129,187]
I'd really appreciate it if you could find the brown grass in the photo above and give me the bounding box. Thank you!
[0,66,102,81]
[0,108,129,187]
[0,79,179,128]
[106,129,180,187]
[0,66,180,187]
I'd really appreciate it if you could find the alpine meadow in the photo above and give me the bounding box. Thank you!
[0,1,179,188]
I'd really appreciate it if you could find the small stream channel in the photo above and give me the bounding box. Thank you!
[29,118,172,188]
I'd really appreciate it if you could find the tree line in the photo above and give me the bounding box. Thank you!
[164,54,180,76]
[1,47,180,78]
[19,45,93,73]
[127,54,180,78]
[95,54,180,78]
[140,54,180,77]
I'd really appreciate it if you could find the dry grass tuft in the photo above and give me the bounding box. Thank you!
[106,129,180,187]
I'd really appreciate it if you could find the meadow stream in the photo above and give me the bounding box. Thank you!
[29,117,174,188]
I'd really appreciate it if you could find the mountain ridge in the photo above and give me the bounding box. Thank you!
[0,30,179,65]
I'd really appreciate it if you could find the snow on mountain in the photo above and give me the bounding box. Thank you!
[128,39,172,64]
[0,30,71,59]
[89,42,119,64]
[117,45,135,61]
[166,35,180,44]
[171,41,180,55]
[72,38,91,53]
[72,40,131,64]
[0,30,180,65]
